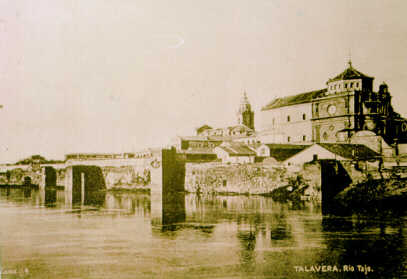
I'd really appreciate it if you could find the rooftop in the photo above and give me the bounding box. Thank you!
[317,143,379,160]
[328,62,373,83]
[217,142,256,156]
[265,144,310,161]
[261,89,326,111]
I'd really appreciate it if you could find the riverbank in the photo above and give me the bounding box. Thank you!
[334,175,407,215]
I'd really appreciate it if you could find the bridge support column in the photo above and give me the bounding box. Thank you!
[151,147,186,226]
[81,172,85,205]
[39,168,46,190]
[65,166,73,191]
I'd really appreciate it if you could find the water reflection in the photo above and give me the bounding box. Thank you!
[105,191,150,216]
[237,226,257,272]
[0,188,406,278]
[320,215,407,278]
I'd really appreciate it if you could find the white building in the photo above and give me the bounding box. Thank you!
[214,142,256,164]
[259,89,325,144]
[256,143,379,167]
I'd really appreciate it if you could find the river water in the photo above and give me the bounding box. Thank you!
[0,187,406,278]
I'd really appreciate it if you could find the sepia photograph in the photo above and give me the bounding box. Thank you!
[1,0,407,278]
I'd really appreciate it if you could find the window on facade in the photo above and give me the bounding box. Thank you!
[350,82,353,88]
[272,118,275,126]
[287,136,291,142]
[303,135,306,141]
[371,105,377,113]
[345,83,347,89]
[302,113,306,120]
[287,115,290,122]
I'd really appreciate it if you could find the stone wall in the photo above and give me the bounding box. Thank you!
[60,155,163,191]
[102,166,152,189]
[185,162,322,200]
[0,167,43,186]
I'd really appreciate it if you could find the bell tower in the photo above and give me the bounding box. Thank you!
[237,91,255,130]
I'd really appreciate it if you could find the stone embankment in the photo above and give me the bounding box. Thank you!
[185,161,322,200]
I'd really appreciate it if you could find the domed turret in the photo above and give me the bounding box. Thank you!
[326,60,374,94]
[379,82,389,94]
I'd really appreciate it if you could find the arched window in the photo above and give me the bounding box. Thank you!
[302,113,306,120]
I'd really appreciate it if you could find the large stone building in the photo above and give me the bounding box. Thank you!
[259,89,324,143]
[260,61,407,145]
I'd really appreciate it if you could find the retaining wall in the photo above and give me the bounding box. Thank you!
[185,161,322,199]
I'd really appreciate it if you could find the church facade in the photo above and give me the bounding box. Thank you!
[261,62,407,145]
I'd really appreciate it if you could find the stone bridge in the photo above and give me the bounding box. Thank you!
[0,148,185,222]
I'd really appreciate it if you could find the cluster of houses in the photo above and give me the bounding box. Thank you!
[172,135,380,167]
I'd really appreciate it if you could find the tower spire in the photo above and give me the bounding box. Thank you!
[237,90,254,130]
[242,90,248,103]
[348,49,352,68]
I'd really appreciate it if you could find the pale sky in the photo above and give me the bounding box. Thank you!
[1,0,407,163]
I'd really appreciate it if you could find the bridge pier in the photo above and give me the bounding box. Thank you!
[320,160,352,215]
[151,148,186,226]
[63,165,106,206]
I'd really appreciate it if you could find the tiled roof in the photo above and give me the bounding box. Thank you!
[217,142,256,156]
[262,89,326,111]
[265,144,310,161]
[328,65,373,82]
[317,143,379,160]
